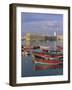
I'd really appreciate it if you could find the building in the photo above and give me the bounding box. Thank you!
[25,33,63,47]
[57,35,63,40]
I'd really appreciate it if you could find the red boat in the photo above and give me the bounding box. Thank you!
[33,53,63,60]
[34,59,63,65]
[42,49,49,52]
[56,46,63,50]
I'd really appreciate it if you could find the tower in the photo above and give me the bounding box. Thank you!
[26,33,30,48]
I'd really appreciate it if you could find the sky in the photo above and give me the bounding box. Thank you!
[21,12,63,37]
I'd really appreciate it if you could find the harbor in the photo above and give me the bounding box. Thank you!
[21,33,63,77]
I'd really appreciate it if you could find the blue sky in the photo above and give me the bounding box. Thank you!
[21,12,63,36]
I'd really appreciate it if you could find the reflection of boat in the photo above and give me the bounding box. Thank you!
[34,64,63,70]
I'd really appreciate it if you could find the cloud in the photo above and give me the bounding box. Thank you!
[21,20,63,36]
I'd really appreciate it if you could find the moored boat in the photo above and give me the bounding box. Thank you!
[33,53,63,60]
[32,49,63,56]
[40,46,50,50]
[34,59,63,65]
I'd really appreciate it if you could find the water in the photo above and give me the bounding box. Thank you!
[21,40,63,77]
[21,56,63,77]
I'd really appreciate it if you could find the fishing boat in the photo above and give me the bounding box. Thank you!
[34,59,63,65]
[33,53,63,60]
[32,49,42,53]
[42,49,49,52]
[56,46,63,50]
[59,57,63,60]
[31,46,40,49]
[33,53,50,60]
[33,46,62,53]
[40,46,50,50]
[48,50,63,55]
[40,46,63,54]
